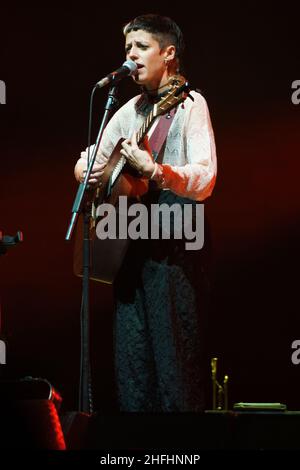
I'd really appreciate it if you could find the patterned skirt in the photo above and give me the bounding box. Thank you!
[113,190,211,412]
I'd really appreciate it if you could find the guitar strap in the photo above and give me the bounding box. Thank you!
[147,108,176,164]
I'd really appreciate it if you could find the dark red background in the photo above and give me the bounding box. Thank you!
[0,3,299,412]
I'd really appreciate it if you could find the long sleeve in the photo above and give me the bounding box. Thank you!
[156,92,217,201]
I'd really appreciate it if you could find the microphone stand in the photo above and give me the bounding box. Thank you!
[65,85,118,414]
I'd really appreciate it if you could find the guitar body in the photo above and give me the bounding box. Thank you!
[99,139,149,205]
[73,215,131,285]
[73,139,148,284]
[73,75,189,284]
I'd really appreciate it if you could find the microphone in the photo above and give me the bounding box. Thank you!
[96,60,138,88]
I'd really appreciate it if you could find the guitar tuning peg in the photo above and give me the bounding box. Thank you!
[166,112,172,119]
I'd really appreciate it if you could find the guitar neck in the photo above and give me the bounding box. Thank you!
[136,107,155,145]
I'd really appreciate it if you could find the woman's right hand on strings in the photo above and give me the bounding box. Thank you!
[74,150,108,186]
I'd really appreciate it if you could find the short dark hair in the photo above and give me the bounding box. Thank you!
[123,14,185,67]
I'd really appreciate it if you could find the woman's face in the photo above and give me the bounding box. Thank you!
[125,29,170,91]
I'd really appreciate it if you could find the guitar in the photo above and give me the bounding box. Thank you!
[74,75,190,284]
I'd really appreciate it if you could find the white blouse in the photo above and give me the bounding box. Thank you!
[80,90,217,202]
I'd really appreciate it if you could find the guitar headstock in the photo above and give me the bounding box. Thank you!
[153,75,191,118]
